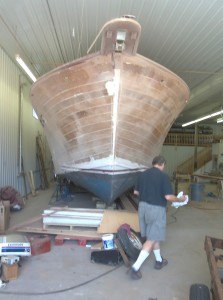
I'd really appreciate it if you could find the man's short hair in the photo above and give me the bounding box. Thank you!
[152,155,166,166]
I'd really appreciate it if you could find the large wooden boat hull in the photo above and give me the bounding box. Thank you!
[30,17,189,203]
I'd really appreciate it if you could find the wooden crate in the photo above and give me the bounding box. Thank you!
[2,263,19,281]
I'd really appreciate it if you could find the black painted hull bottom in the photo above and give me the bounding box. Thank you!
[64,171,140,204]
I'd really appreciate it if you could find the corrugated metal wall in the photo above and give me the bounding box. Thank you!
[0,46,52,197]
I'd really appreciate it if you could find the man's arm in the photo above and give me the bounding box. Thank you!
[165,194,187,202]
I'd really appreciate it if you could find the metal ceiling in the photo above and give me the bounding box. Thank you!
[0,0,223,125]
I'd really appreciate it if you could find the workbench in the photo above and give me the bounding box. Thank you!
[193,174,223,199]
[174,173,191,194]
[204,236,223,300]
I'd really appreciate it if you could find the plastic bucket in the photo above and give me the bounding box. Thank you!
[102,234,114,250]
[190,183,205,201]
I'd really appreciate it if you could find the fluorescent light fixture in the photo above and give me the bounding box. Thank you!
[182,109,223,127]
[217,117,223,124]
[15,55,37,82]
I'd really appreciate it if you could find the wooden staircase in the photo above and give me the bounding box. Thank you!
[176,147,212,174]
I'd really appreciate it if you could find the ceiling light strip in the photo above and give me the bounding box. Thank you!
[15,55,37,83]
[182,109,223,127]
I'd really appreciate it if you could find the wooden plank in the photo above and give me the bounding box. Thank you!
[43,223,98,230]
[30,170,35,188]
[97,210,139,233]
[16,224,102,239]
[115,238,131,268]
[27,171,36,196]
[36,135,49,189]
[49,207,104,213]
[55,236,90,246]
[29,170,36,196]
[8,208,80,232]
[175,173,191,180]
[193,174,223,181]
[204,236,223,300]
[8,215,44,232]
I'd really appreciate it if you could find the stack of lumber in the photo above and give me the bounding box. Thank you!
[42,208,104,229]
[12,207,139,239]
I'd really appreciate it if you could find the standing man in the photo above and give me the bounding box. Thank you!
[130,155,187,279]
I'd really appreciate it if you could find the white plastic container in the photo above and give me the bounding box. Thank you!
[102,234,114,250]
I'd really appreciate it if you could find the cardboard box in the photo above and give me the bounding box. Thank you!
[0,201,10,233]
[2,262,19,281]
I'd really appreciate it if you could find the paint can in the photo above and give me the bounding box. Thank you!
[102,234,114,250]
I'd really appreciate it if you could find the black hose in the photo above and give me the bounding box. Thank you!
[0,265,121,296]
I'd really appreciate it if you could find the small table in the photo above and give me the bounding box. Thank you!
[174,173,191,194]
[193,174,223,200]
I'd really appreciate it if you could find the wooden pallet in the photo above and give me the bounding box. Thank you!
[42,208,103,229]
[54,234,101,246]
[43,223,98,231]
[11,208,139,243]
[13,217,103,240]
[17,224,102,239]
[204,236,223,300]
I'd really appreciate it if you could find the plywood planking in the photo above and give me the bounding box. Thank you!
[97,210,139,233]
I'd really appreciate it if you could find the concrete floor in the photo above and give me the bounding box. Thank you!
[0,185,223,300]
